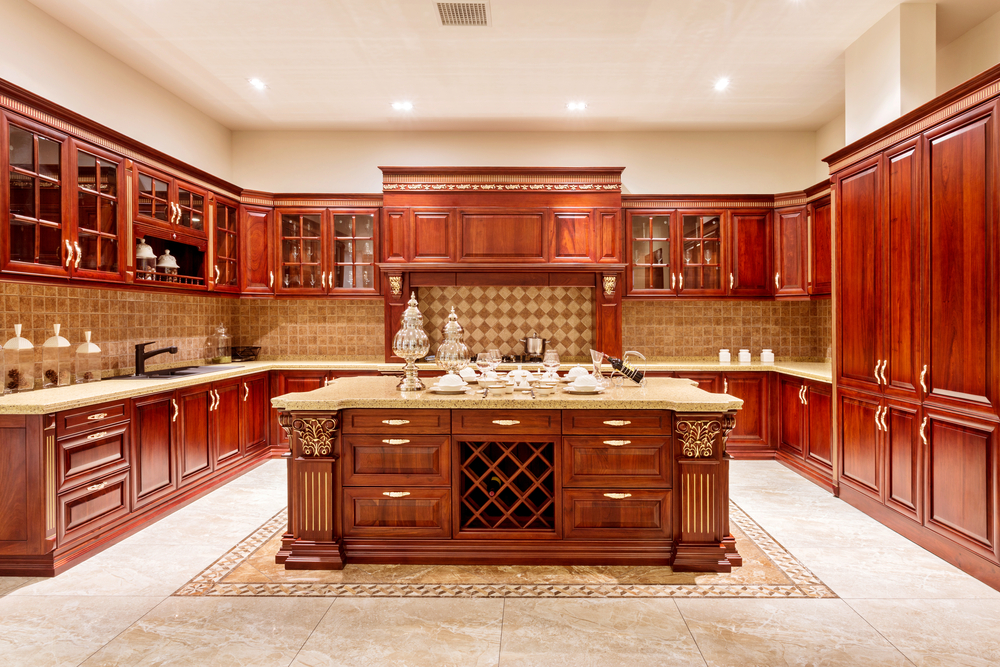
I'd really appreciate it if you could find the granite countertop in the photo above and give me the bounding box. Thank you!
[0,358,830,415]
[270,376,744,413]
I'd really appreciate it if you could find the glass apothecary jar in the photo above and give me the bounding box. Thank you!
[42,324,72,388]
[206,323,231,364]
[157,249,179,282]
[76,331,101,383]
[436,307,470,377]
[136,237,156,278]
[3,324,35,393]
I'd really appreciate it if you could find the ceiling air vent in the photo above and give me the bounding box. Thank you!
[436,2,491,27]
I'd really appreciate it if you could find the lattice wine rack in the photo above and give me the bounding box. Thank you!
[459,440,556,532]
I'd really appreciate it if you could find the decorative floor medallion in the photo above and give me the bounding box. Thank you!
[175,503,835,599]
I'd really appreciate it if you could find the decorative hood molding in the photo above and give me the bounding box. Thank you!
[379,166,624,192]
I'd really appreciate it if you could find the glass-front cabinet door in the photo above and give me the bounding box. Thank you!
[71,142,123,280]
[277,210,325,294]
[176,183,206,235]
[3,114,69,277]
[331,211,377,293]
[627,211,674,294]
[678,212,725,295]
[213,198,239,292]
[133,165,208,240]
[135,166,171,230]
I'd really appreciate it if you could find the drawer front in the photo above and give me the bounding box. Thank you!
[452,409,561,435]
[343,488,451,537]
[562,410,671,436]
[342,409,450,434]
[58,470,130,544]
[563,489,671,540]
[343,435,451,486]
[58,424,130,493]
[562,436,670,488]
[58,400,129,437]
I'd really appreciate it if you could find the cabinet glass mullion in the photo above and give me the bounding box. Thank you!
[76,149,119,273]
[137,172,169,223]
[681,214,721,291]
[332,213,375,291]
[280,213,322,289]
[8,124,63,267]
[630,214,671,291]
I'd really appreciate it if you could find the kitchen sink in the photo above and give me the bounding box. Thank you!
[107,364,244,380]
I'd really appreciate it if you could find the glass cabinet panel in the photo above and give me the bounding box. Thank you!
[280,213,323,289]
[137,172,170,223]
[331,213,376,290]
[214,201,238,289]
[680,214,722,291]
[7,123,63,267]
[630,214,671,291]
[177,186,204,232]
[75,148,119,274]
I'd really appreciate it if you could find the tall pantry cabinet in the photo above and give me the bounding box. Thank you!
[833,93,1000,585]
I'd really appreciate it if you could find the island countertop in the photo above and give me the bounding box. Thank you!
[269,375,744,412]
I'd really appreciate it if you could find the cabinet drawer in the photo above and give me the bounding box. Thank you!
[58,424,130,493]
[563,489,671,540]
[343,488,451,538]
[562,436,670,488]
[562,410,671,436]
[343,435,450,486]
[57,400,129,437]
[342,409,450,434]
[452,409,561,435]
[58,470,130,544]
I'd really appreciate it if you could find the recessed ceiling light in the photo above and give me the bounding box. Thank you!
[392,101,413,111]
[248,78,267,91]
[566,101,587,111]
[714,77,730,92]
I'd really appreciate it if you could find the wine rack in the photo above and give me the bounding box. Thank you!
[458,440,556,532]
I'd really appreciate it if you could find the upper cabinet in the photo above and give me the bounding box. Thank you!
[212,197,239,293]
[134,163,209,241]
[773,205,808,297]
[729,210,772,297]
[69,142,125,282]
[808,195,832,295]
[240,205,274,295]
[678,212,725,295]
[276,208,379,296]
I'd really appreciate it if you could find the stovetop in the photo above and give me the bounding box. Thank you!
[500,354,543,364]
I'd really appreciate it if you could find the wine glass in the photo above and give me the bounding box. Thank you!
[488,348,501,374]
[476,352,492,377]
[542,350,560,379]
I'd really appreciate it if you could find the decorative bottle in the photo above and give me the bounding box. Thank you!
[207,323,232,364]
[436,307,469,378]
[3,324,35,393]
[76,331,102,383]
[391,292,431,391]
[42,324,72,388]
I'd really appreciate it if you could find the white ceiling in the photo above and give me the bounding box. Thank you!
[24,0,1000,132]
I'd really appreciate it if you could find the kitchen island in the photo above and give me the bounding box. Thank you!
[271,375,743,572]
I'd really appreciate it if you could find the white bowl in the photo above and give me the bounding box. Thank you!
[459,367,478,380]
[566,365,589,379]
[572,374,598,389]
[438,374,465,387]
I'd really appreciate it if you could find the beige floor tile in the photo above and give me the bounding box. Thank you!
[291,598,503,667]
[79,596,332,667]
[676,598,913,667]
[499,598,706,667]
[0,595,160,667]
[848,598,1000,667]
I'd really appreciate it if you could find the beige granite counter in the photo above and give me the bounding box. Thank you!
[270,376,744,413]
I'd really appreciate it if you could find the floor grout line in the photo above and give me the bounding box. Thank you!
[839,598,919,667]
[672,598,711,667]
[496,597,506,667]
[285,597,338,667]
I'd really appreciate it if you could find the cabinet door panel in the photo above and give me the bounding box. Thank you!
[808,197,832,295]
[271,371,329,447]
[411,210,454,262]
[176,387,212,487]
[598,210,621,262]
[884,400,922,523]
[131,392,176,509]
[213,382,242,467]
[805,383,833,471]
[550,211,594,262]
[674,372,720,393]
[774,207,807,296]
[778,377,804,456]
[723,373,767,451]
[730,212,771,296]
[925,410,997,559]
[837,162,882,392]
[925,111,997,415]
[382,208,408,262]
[240,206,272,294]
[241,375,268,452]
[838,390,881,499]
[459,213,545,262]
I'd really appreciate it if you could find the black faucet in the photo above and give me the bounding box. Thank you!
[135,342,178,376]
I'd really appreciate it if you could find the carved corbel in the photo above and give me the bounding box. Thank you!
[676,419,722,458]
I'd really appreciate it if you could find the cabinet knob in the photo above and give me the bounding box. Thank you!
[879,360,888,385]
[678,273,683,290]
[730,272,734,290]
[603,420,631,426]
[603,493,632,500]
[874,360,881,385]
[74,242,82,269]
[723,378,728,393]
[172,399,178,423]
[87,482,108,492]
[269,271,274,288]
[671,273,676,290]
[879,405,888,431]
[64,239,73,268]
[243,382,249,402]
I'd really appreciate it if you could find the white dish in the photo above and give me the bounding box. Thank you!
[563,386,604,395]
[429,385,470,394]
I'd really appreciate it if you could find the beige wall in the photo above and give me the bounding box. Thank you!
[938,8,1000,94]
[232,130,820,195]
[815,111,846,181]
[0,0,233,179]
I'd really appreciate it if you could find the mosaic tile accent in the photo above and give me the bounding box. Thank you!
[421,286,593,361]
[173,504,835,599]
[622,300,832,361]
[235,299,383,361]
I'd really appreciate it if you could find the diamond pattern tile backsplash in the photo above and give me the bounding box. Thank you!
[421,286,594,361]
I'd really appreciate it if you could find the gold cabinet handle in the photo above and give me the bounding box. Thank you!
[87,482,108,492]
[382,439,410,445]
[879,360,888,385]
[879,405,887,431]
[919,365,928,393]
[382,419,410,425]
[215,265,220,283]
[321,271,326,289]
[269,271,274,288]
[604,493,632,499]
[603,420,631,426]
[74,241,82,269]
[493,419,520,426]
[212,390,220,412]
[723,378,728,393]
[802,387,808,406]
[64,239,73,268]
[603,440,631,446]
[172,399,178,422]
[383,491,410,498]
[243,382,249,402]
[85,431,109,441]
[678,273,683,290]
[875,407,882,432]
[671,272,676,290]
[920,416,928,445]
[775,272,780,290]
[87,413,108,421]
[874,360,881,385]
[730,272,734,290]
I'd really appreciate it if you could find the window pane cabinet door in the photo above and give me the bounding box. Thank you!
[71,142,124,281]
[331,212,378,293]
[627,212,674,295]
[277,210,326,294]
[679,212,725,295]
[3,114,70,277]
[213,199,239,292]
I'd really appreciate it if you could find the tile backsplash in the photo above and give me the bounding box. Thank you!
[622,299,832,361]
[235,299,384,360]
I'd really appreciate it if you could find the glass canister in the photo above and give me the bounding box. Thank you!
[136,237,156,278]
[156,249,179,282]
[42,324,72,388]
[3,324,35,393]
[392,292,431,391]
[436,307,469,377]
[76,331,102,383]
[207,323,232,364]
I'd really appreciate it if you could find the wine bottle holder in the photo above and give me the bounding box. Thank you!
[458,440,555,532]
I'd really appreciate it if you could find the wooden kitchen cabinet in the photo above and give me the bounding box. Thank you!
[807,195,831,295]
[68,140,126,282]
[130,391,178,510]
[212,196,239,292]
[174,384,213,488]
[270,370,333,447]
[728,211,772,297]
[678,212,725,295]
[778,375,833,489]
[212,379,243,468]
[276,208,379,295]
[133,163,209,239]
[721,372,770,457]
[240,205,274,294]
[627,211,673,294]
[773,206,808,297]
[673,372,721,393]
[240,373,269,453]
[626,210,726,296]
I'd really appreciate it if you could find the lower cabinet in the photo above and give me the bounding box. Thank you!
[721,372,769,457]
[674,372,721,393]
[271,370,332,448]
[212,379,242,468]
[240,373,269,452]
[131,392,178,509]
[175,385,213,488]
[778,375,833,488]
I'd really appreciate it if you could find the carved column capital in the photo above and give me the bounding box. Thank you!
[290,417,339,459]
[676,419,722,458]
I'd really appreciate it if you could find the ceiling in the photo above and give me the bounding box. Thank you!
[25,0,1000,132]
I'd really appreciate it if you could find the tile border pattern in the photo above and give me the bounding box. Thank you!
[174,503,836,599]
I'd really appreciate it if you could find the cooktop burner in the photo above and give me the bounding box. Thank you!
[500,354,543,364]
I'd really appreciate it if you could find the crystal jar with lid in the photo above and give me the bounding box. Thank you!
[392,292,430,391]
[136,237,156,278]
[76,331,102,383]
[42,323,72,388]
[207,323,231,364]
[436,307,470,378]
[157,249,179,282]
[3,324,35,393]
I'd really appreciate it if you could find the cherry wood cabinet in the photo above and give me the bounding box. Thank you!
[673,372,721,393]
[626,211,726,296]
[627,211,672,293]
[174,385,213,488]
[212,379,242,468]
[729,211,772,297]
[130,391,178,510]
[773,206,808,297]
[133,163,209,240]
[721,372,769,457]
[807,196,831,295]
[68,140,125,282]
[276,208,379,295]
[240,205,274,295]
[212,196,239,292]
[240,373,269,453]
[778,375,833,489]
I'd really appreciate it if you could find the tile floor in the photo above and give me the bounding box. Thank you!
[1,459,998,666]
